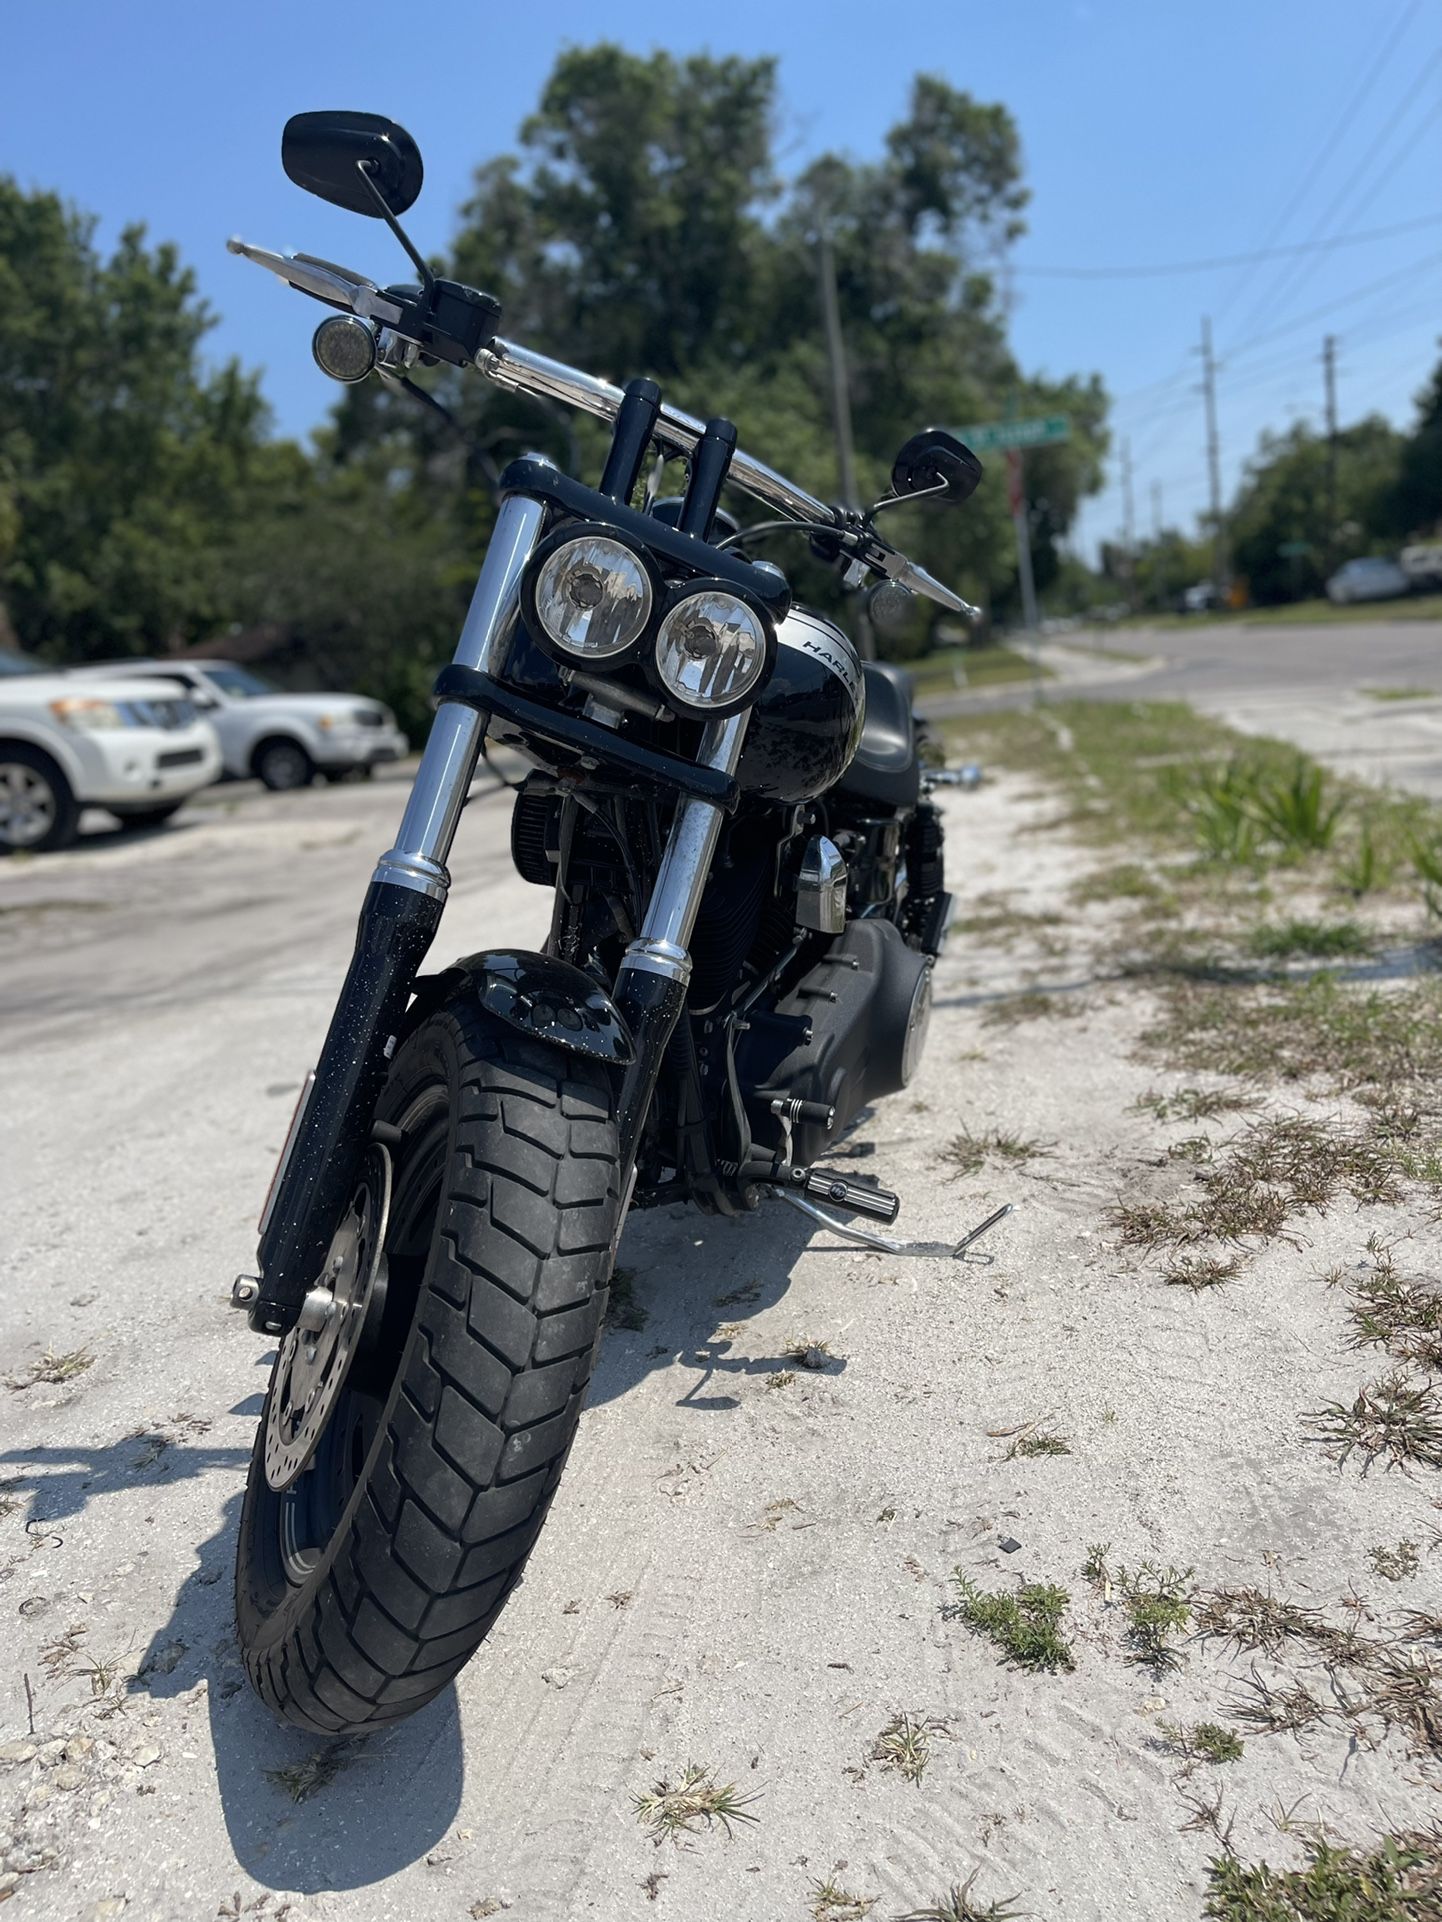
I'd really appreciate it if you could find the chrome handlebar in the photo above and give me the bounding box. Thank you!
[228,238,978,618]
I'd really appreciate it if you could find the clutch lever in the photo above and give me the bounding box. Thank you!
[226,238,406,327]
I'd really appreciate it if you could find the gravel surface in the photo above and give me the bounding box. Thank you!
[1,763,1436,1920]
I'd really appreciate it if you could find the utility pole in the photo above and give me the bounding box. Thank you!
[816,225,874,659]
[1151,480,1163,540]
[1121,437,1136,611]
[1323,333,1338,580]
[1199,316,1227,598]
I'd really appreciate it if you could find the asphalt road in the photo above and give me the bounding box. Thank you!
[922,616,1442,798]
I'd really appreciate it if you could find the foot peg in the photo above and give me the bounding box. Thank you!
[798,1167,901,1223]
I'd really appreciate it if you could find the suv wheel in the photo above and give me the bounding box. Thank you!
[255,739,314,792]
[0,746,80,855]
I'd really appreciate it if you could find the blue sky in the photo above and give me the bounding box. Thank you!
[6,0,1440,563]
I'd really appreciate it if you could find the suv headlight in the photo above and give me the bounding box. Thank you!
[49,697,128,732]
[652,584,771,714]
[526,527,654,664]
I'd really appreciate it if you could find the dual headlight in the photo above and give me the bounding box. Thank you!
[524,526,772,716]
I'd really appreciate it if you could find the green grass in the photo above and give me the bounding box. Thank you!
[1203,1832,1442,1919]
[1116,592,1442,630]
[947,1574,1075,1672]
[1362,685,1437,701]
[905,642,1049,693]
[1157,1720,1244,1765]
[632,1763,760,1841]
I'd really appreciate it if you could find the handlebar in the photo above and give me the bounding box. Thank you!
[228,237,979,618]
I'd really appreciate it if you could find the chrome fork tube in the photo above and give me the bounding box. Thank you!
[612,712,750,1172]
[618,711,750,987]
[372,494,546,902]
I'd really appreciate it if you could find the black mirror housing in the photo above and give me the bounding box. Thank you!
[890,429,983,506]
[282,110,424,217]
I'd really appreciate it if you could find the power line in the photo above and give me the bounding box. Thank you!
[1011,211,1442,280]
[1212,0,1424,328]
[1233,48,1442,346]
[1223,251,1442,362]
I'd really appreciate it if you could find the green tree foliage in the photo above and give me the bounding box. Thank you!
[333,45,1109,642]
[0,180,273,660]
[1229,416,1406,604]
[1390,347,1442,541]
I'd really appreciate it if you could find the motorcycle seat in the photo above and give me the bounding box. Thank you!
[839,661,920,809]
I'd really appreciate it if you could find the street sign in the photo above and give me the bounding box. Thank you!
[959,414,1071,454]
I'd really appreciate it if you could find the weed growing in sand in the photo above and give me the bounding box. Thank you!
[781,1338,835,1372]
[1246,918,1369,960]
[1162,1255,1243,1291]
[894,1872,1028,1921]
[942,1127,1055,1179]
[981,990,1079,1028]
[1133,1086,1259,1123]
[265,1744,355,1802]
[605,1268,648,1332]
[871,1712,945,1785]
[1084,1548,1192,1669]
[1344,1261,1442,1372]
[1368,1540,1421,1582]
[947,1576,1075,1673]
[6,1346,94,1390]
[1204,1830,1442,1918]
[809,1874,877,1920]
[1110,1114,1405,1261]
[1306,1372,1442,1471]
[1005,1429,1072,1460]
[1157,1721,1244,1766]
[1233,1674,1330,1738]
[632,1763,759,1842]
[766,1370,796,1391]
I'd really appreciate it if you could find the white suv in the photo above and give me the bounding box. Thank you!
[0,649,222,854]
[89,659,408,790]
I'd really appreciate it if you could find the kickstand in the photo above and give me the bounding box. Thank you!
[782,1192,1013,1260]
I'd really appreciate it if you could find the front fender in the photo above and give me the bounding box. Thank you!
[410,950,634,1067]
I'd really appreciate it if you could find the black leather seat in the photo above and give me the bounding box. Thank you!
[839,662,920,809]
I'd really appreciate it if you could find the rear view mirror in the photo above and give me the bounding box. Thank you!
[889,429,983,506]
[281,111,424,218]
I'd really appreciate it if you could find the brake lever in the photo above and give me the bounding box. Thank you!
[226,239,406,326]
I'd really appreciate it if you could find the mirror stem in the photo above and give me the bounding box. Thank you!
[354,160,435,292]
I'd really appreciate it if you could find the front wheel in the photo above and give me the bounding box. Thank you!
[235,998,622,1733]
[0,746,79,854]
[254,738,314,791]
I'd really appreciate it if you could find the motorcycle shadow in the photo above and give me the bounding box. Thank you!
[588,1189,851,1411]
[132,1486,464,1893]
[2,1427,462,1895]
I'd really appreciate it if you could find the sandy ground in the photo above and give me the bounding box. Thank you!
[1,764,1437,1921]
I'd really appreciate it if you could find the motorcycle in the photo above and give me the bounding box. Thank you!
[227,110,984,1735]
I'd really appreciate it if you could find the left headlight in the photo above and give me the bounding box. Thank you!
[529,530,654,663]
[49,697,128,733]
[653,585,770,714]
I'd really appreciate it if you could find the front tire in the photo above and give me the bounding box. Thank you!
[0,746,79,854]
[255,738,314,791]
[235,998,622,1734]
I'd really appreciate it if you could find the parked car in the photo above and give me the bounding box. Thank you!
[1180,582,1224,614]
[1400,541,1442,589]
[1324,557,1410,605]
[1,648,222,854]
[86,660,408,790]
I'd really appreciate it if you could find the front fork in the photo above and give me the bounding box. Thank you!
[244,492,746,1334]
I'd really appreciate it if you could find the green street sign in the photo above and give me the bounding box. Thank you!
[959,414,1072,453]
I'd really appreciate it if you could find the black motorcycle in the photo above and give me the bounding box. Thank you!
[227,110,983,1735]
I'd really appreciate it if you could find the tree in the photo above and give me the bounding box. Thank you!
[0,181,273,660]
[1228,417,1404,604]
[332,47,1108,643]
[1390,345,1442,542]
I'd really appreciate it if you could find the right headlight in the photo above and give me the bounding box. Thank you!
[529,528,654,663]
[653,585,771,714]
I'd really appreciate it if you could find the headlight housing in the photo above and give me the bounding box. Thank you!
[49,697,128,733]
[652,582,772,715]
[525,526,655,664]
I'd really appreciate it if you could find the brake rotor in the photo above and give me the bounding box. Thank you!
[263,1141,391,1492]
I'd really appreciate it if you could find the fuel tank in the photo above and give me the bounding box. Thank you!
[736,606,865,804]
